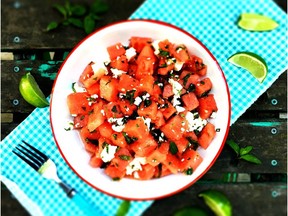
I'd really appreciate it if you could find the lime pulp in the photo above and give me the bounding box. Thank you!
[238,13,278,31]
[228,52,268,83]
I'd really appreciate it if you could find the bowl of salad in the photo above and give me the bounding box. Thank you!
[50,19,231,200]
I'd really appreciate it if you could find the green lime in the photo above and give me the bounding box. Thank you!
[228,52,268,83]
[198,190,232,216]
[174,207,209,216]
[19,72,49,108]
[238,13,278,31]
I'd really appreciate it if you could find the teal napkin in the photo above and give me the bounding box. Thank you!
[1,0,287,215]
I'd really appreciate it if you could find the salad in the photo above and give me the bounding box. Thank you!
[66,36,218,180]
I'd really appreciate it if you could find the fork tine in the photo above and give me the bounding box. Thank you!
[22,140,49,160]
[18,144,47,164]
[12,148,40,171]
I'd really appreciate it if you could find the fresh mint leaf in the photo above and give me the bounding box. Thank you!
[46,21,59,31]
[91,0,109,14]
[240,145,253,156]
[71,4,86,16]
[84,15,95,34]
[169,141,178,155]
[53,3,68,18]
[67,17,83,28]
[226,140,240,155]
[116,200,130,216]
[239,154,262,164]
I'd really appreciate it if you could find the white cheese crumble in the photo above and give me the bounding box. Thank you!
[91,61,108,75]
[174,60,184,71]
[100,144,118,163]
[168,78,183,107]
[134,96,142,106]
[108,117,125,132]
[125,47,137,61]
[175,105,185,113]
[110,68,127,78]
[152,40,161,55]
[185,112,207,132]
[126,157,147,175]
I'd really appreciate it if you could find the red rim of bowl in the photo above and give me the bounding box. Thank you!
[50,19,231,201]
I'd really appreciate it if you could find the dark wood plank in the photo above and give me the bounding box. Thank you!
[208,118,287,174]
[1,0,144,50]
[143,182,287,216]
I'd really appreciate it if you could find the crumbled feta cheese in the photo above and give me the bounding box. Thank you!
[185,112,207,132]
[100,144,117,163]
[126,157,146,175]
[110,68,126,78]
[108,117,125,132]
[174,60,184,71]
[152,40,161,55]
[134,96,142,106]
[175,105,185,113]
[141,92,150,101]
[91,61,108,75]
[140,117,151,130]
[168,78,183,95]
[125,47,137,61]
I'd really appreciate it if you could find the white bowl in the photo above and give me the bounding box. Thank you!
[50,19,231,200]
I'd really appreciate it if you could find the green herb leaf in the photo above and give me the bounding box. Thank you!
[119,155,131,161]
[91,0,109,14]
[84,15,95,34]
[46,21,59,31]
[71,4,86,16]
[53,3,68,18]
[240,145,253,156]
[226,140,240,155]
[159,49,170,58]
[67,17,83,28]
[116,200,130,216]
[239,154,262,164]
[169,141,178,155]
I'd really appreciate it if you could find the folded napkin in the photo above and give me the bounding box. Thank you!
[1,0,287,216]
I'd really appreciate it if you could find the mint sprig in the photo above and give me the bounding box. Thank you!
[226,140,261,164]
[46,0,108,34]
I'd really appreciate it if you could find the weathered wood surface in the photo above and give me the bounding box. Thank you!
[1,0,287,216]
[1,0,144,50]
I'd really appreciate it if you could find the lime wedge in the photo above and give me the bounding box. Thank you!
[199,190,232,216]
[228,52,268,83]
[174,207,209,216]
[19,72,49,107]
[238,13,278,31]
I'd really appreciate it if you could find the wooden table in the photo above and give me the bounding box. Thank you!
[1,0,287,215]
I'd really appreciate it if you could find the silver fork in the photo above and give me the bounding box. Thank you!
[13,140,103,216]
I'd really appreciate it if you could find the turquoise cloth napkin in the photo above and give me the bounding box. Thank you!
[1,0,287,215]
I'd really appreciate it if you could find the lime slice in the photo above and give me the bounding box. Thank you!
[198,190,232,216]
[227,52,268,83]
[238,13,278,31]
[19,72,49,107]
[174,207,209,216]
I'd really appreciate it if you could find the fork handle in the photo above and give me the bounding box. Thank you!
[59,182,103,216]
[71,192,104,216]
